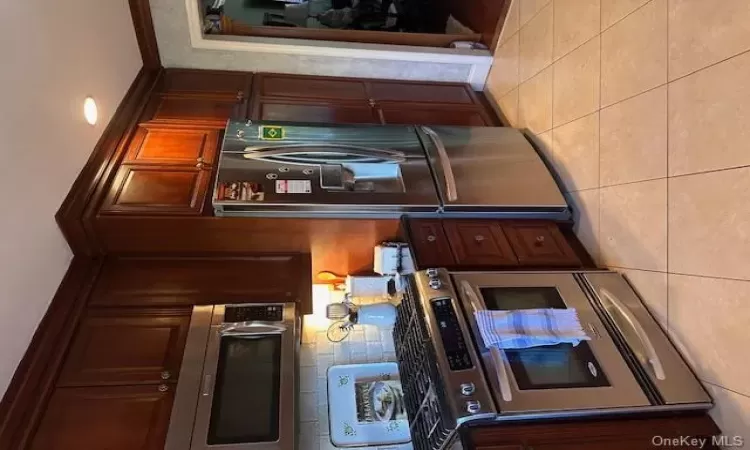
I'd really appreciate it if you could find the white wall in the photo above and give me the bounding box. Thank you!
[151,0,489,86]
[0,0,142,396]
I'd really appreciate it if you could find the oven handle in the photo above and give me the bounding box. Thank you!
[220,322,287,336]
[460,281,513,402]
[599,288,666,380]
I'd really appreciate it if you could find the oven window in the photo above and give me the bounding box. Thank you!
[479,287,610,390]
[208,335,281,445]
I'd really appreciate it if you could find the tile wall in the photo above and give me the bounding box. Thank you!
[300,295,407,450]
[485,0,750,439]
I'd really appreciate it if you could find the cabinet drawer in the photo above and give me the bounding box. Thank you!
[443,221,518,266]
[101,165,212,215]
[407,219,456,268]
[502,222,581,267]
[58,308,191,386]
[124,125,220,166]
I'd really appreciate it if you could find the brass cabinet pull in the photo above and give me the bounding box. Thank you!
[427,235,437,242]
[161,371,171,380]
[158,384,169,392]
[475,235,486,242]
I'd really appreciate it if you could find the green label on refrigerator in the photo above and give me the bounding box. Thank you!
[259,125,285,140]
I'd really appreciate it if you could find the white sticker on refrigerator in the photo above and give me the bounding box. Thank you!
[275,180,312,194]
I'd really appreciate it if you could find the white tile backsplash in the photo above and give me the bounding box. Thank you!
[301,316,406,450]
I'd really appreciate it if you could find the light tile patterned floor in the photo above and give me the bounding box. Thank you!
[487,0,750,439]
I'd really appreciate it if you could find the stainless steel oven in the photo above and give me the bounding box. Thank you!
[165,303,298,450]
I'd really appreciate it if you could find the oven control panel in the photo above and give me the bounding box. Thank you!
[224,304,284,323]
[431,298,473,371]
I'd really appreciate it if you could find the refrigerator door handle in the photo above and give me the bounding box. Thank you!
[242,143,406,164]
[420,126,458,202]
[599,288,666,380]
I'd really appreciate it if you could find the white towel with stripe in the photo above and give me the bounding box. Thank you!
[475,309,591,349]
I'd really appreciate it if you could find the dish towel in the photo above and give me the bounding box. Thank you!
[475,309,591,349]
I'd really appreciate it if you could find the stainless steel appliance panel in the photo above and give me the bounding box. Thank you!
[215,123,440,216]
[417,126,568,214]
[189,303,297,450]
[452,272,651,415]
[582,272,712,407]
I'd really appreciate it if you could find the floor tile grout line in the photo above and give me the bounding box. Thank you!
[668,46,750,84]
[669,162,750,180]
[520,0,553,32]
[608,266,750,284]
[701,381,750,400]
[665,1,670,331]
[597,0,603,265]
[600,0,656,35]
[599,175,667,190]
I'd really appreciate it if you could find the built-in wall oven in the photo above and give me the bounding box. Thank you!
[165,303,298,450]
[393,269,712,450]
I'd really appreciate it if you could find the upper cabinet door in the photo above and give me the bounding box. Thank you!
[124,125,220,166]
[368,81,476,104]
[100,165,212,215]
[160,69,251,99]
[30,385,174,450]
[256,73,368,101]
[149,95,242,126]
[379,105,490,126]
[57,308,191,386]
[254,100,379,124]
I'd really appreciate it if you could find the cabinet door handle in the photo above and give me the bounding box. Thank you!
[158,384,169,393]
[475,235,485,242]
[161,371,171,380]
[427,235,437,242]
[236,91,244,101]
[534,235,545,247]
[196,162,205,169]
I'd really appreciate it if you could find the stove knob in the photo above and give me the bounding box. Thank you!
[425,268,439,277]
[466,400,481,414]
[460,383,476,396]
[428,278,442,289]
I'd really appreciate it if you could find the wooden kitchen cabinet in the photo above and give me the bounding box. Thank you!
[148,95,244,126]
[407,219,456,268]
[88,255,313,311]
[404,218,585,270]
[378,105,490,126]
[255,99,379,124]
[29,385,174,450]
[249,72,495,126]
[123,125,220,166]
[159,69,252,98]
[100,165,213,215]
[57,307,191,386]
[466,414,721,450]
[502,222,581,267]
[443,220,518,266]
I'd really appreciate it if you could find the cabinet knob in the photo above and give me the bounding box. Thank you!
[475,235,486,242]
[197,157,205,163]
[534,235,546,246]
[236,91,244,101]
[196,162,205,169]
[161,371,171,380]
[368,99,376,107]
[427,235,437,242]
[158,384,169,392]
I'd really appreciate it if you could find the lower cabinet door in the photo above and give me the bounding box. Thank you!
[30,385,174,450]
[101,165,212,215]
[57,308,191,386]
[443,221,518,266]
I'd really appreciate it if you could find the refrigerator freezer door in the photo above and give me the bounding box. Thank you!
[418,126,569,217]
[214,122,440,217]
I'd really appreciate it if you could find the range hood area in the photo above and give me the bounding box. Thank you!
[213,122,570,220]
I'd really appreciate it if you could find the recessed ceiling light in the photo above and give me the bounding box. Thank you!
[83,97,98,125]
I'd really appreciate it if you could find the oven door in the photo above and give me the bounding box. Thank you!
[452,272,651,417]
[191,304,297,450]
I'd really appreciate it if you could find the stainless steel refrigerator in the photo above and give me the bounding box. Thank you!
[213,122,569,219]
